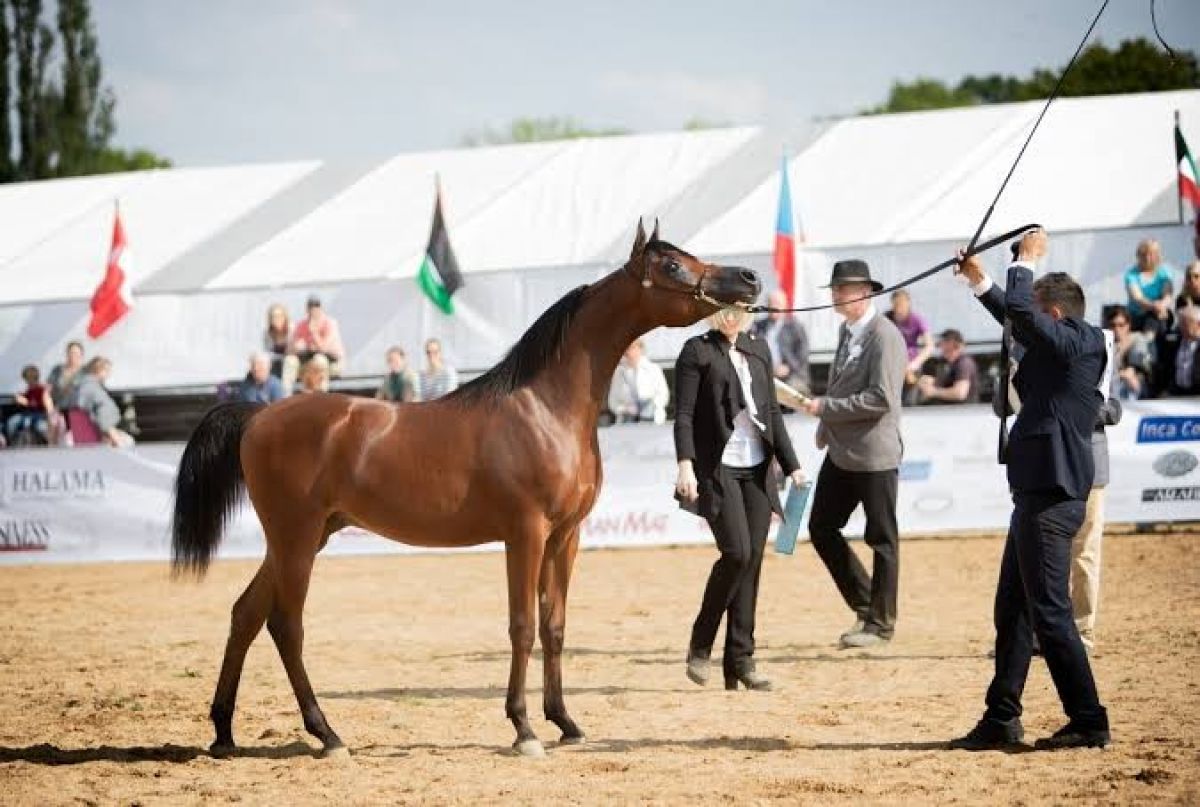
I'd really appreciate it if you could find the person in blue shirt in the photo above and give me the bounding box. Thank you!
[1124,239,1175,336]
[237,352,285,404]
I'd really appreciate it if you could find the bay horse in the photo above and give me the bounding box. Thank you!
[171,221,762,758]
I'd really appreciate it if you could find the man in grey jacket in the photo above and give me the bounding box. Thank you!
[802,260,908,648]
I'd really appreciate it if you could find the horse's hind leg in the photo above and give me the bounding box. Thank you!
[505,525,548,757]
[267,543,345,757]
[211,562,274,756]
[540,527,585,744]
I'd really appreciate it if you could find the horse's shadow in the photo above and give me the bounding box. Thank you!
[0,741,317,766]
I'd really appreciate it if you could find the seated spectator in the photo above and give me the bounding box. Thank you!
[750,290,811,395]
[916,329,979,404]
[263,303,291,378]
[1177,261,1200,311]
[5,364,53,445]
[376,346,420,403]
[293,353,331,395]
[1167,306,1200,395]
[237,352,285,404]
[884,289,933,405]
[607,338,670,424]
[1106,305,1154,400]
[419,338,459,400]
[72,357,134,447]
[1124,239,1175,336]
[46,340,85,409]
[282,295,344,393]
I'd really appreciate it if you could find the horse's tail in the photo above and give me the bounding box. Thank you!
[171,401,263,578]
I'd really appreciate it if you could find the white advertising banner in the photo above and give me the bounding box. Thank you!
[1,401,1197,565]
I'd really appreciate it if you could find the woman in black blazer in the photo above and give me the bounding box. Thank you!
[675,307,806,691]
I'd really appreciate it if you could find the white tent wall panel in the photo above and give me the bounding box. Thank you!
[0,162,320,304]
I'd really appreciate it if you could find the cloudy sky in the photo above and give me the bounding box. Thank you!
[93,0,1200,166]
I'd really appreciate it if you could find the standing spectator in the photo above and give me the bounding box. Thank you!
[1071,333,1122,653]
[293,354,331,395]
[1168,306,1200,395]
[674,307,806,691]
[419,338,459,400]
[884,289,933,405]
[608,338,670,424]
[1124,238,1175,336]
[916,329,979,404]
[237,352,285,404]
[263,303,291,378]
[376,346,420,403]
[1176,261,1200,311]
[6,365,53,445]
[750,290,811,395]
[1105,306,1154,400]
[46,340,85,410]
[801,260,908,649]
[283,295,345,393]
[73,357,134,447]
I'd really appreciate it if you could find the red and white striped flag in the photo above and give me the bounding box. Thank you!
[87,205,134,339]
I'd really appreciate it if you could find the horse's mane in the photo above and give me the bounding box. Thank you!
[645,238,694,259]
[445,284,590,405]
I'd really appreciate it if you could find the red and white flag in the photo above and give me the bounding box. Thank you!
[87,206,134,339]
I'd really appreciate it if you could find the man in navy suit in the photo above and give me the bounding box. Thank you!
[951,229,1111,751]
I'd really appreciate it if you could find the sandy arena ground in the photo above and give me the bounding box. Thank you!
[1,531,1198,805]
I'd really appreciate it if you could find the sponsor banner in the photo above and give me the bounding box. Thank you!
[0,401,1196,565]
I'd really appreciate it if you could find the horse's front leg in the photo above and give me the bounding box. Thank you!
[540,527,585,743]
[504,523,548,757]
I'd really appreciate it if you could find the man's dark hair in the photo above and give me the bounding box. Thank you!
[1032,272,1086,319]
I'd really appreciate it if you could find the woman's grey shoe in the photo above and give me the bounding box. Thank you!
[685,648,711,686]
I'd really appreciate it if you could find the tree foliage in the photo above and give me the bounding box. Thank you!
[462,116,631,147]
[0,0,170,183]
[865,38,1200,115]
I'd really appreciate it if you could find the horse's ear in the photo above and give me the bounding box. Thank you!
[630,219,647,260]
[649,218,660,243]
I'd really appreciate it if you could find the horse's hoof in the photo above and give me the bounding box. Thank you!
[559,734,587,746]
[209,742,235,759]
[320,745,351,761]
[513,739,546,758]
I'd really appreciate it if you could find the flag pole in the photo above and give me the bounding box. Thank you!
[1177,110,1185,226]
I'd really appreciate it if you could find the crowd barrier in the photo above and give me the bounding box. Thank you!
[1,401,1197,565]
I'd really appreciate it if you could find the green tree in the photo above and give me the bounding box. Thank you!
[462,116,630,146]
[865,38,1199,115]
[1,0,169,183]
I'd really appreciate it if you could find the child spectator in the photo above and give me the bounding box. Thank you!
[263,303,291,378]
[237,352,286,404]
[376,346,420,403]
[1124,239,1175,336]
[293,353,331,395]
[6,365,53,445]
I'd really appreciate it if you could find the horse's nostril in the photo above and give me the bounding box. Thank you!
[740,269,761,288]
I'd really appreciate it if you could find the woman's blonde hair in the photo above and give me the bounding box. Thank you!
[706,307,752,332]
[266,303,290,336]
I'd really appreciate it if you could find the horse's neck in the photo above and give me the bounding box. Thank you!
[533,270,647,423]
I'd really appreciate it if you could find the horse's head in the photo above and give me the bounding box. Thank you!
[624,220,762,327]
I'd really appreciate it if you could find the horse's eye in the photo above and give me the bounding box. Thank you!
[666,260,686,279]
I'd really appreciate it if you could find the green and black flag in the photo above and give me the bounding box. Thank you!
[416,185,464,314]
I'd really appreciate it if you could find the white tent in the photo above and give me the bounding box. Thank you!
[1,90,1197,391]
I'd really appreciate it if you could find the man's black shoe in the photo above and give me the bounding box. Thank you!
[948,718,1025,751]
[1033,723,1110,750]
